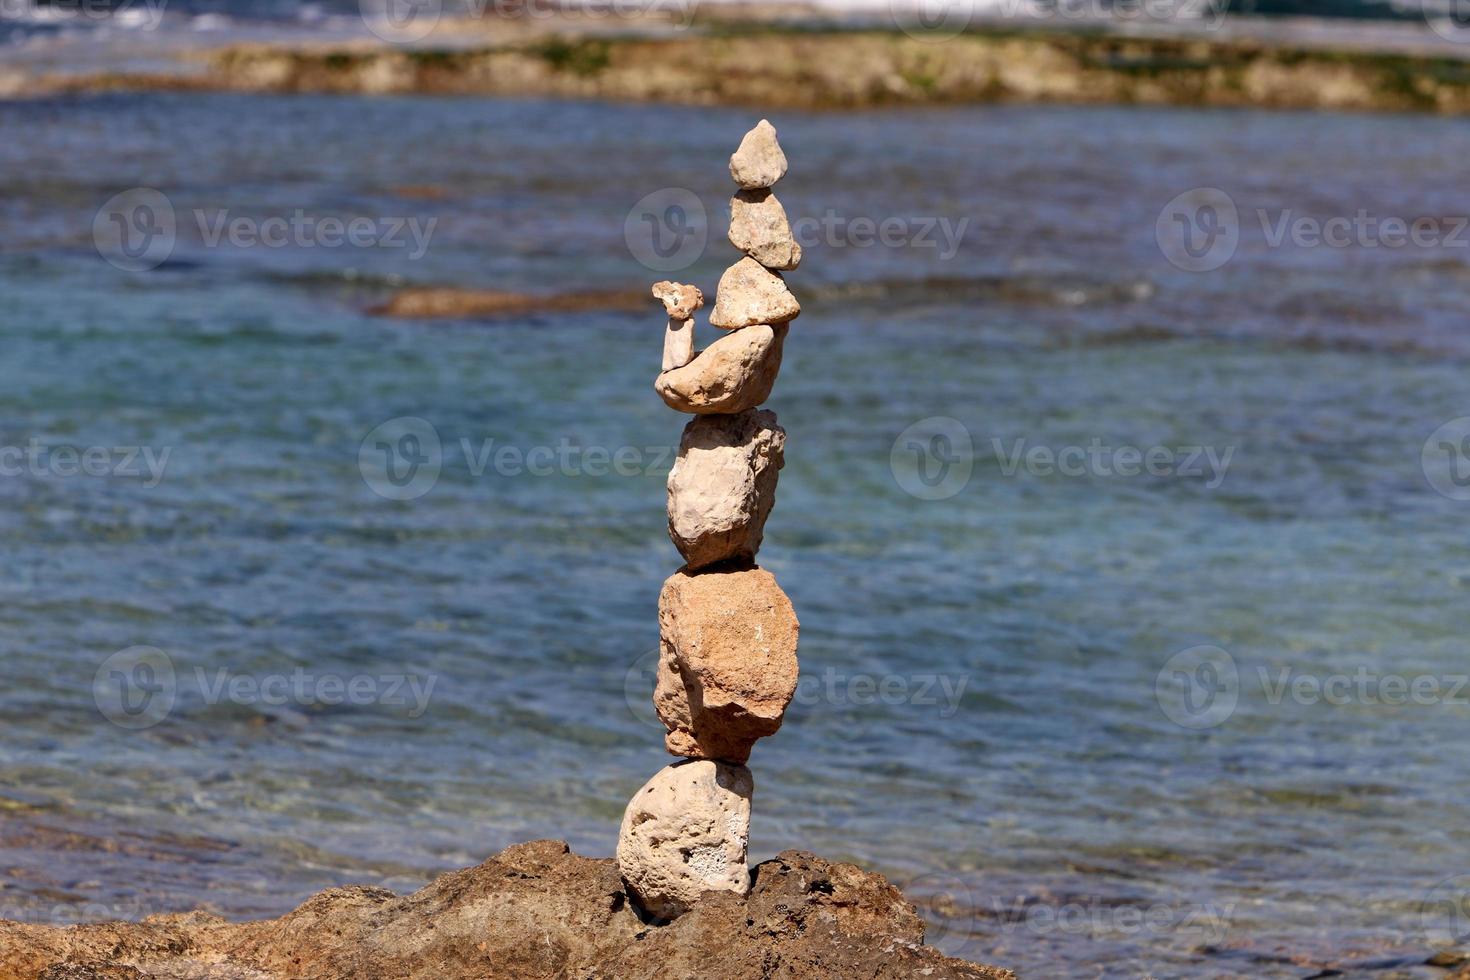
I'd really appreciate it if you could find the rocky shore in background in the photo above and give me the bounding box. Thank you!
[0,840,1013,980]
[12,25,1470,114]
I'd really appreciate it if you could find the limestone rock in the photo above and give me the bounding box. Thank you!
[616,760,753,921]
[729,119,788,190]
[654,322,785,415]
[652,280,704,320]
[667,410,784,570]
[0,841,1014,979]
[708,257,799,329]
[655,565,799,764]
[663,317,695,371]
[728,189,802,270]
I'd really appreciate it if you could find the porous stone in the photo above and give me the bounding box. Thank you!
[616,760,753,921]
[728,189,802,270]
[655,565,799,764]
[708,257,799,329]
[652,280,704,320]
[663,317,695,371]
[654,322,785,414]
[729,119,788,190]
[667,410,784,570]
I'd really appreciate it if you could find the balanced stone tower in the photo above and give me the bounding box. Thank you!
[617,120,802,921]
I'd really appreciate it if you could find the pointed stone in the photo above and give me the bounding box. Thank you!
[654,565,800,765]
[729,119,787,190]
[654,323,785,415]
[708,257,799,330]
[667,409,784,570]
[617,759,753,920]
[728,190,801,271]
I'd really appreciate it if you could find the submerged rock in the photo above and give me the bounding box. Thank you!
[616,759,753,920]
[0,841,1012,979]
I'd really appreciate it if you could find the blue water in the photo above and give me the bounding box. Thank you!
[3,94,1470,978]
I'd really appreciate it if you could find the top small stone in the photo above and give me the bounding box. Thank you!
[652,281,704,320]
[729,120,788,190]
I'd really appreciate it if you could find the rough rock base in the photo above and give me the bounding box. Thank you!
[0,841,1012,980]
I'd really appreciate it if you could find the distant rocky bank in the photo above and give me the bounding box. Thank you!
[16,26,1470,114]
[0,840,1012,979]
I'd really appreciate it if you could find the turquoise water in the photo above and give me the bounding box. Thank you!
[3,94,1470,977]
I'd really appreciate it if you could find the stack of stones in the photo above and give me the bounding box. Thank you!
[617,120,803,921]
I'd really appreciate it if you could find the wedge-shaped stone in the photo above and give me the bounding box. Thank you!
[708,257,799,330]
[728,190,801,271]
[655,566,799,765]
[654,323,785,415]
[617,759,753,921]
[667,410,784,570]
[729,119,787,190]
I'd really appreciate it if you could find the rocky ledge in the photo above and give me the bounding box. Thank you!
[0,840,1012,980]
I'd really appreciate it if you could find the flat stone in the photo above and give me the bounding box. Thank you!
[652,280,704,320]
[654,323,785,415]
[708,257,799,330]
[667,410,784,570]
[729,119,788,190]
[616,760,753,921]
[654,565,799,765]
[728,190,801,271]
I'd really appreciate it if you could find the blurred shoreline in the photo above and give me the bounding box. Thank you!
[6,7,1470,112]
